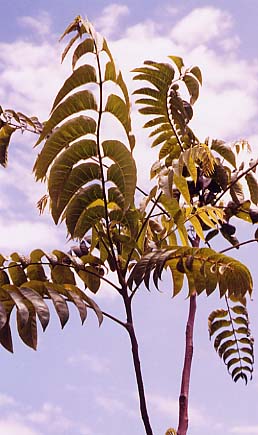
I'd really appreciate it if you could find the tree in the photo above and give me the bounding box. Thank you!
[0,15,256,435]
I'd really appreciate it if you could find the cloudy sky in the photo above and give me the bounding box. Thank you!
[1,1,258,434]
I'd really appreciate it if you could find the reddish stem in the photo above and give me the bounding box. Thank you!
[177,294,197,435]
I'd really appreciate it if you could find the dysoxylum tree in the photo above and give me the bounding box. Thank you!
[0,15,257,435]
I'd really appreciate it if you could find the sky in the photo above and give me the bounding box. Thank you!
[1,1,258,434]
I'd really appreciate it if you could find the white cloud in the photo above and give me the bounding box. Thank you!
[170,7,233,47]
[231,426,258,434]
[79,425,94,435]
[67,352,110,374]
[108,13,258,143]
[0,419,41,435]
[0,218,63,252]
[18,12,52,38]
[148,394,207,427]
[0,393,16,407]
[0,399,92,435]
[27,402,73,432]
[165,5,179,16]
[96,395,137,418]
[219,36,241,52]
[94,3,129,38]
[0,39,68,119]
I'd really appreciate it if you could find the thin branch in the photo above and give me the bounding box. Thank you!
[220,238,257,254]
[129,282,141,301]
[87,303,126,328]
[100,309,127,328]
[177,294,197,435]
[136,185,170,218]
[43,295,127,329]
[124,192,162,273]
[1,120,41,135]
[1,261,121,292]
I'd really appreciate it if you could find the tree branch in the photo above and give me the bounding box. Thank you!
[177,294,197,435]
[0,261,121,292]
[123,293,153,435]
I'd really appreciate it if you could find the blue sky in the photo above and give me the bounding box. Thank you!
[1,1,258,434]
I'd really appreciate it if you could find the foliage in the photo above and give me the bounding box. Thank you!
[208,297,254,384]
[0,14,257,435]
[0,248,103,351]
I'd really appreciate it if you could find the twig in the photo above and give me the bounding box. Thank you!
[220,238,257,254]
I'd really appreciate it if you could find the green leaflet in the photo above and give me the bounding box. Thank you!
[189,66,202,85]
[8,263,27,286]
[47,286,69,328]
[105,60,116,81]
[19,287,50,331]
[26,264,47,281]
[0,124,16,167]
[183,74,200,105]
[168,55,184,73]
[151,131,172,148]
[211,139,236,168]
[188,215,205,240]
[34,116,97,180]
[230,179,244,204]
[79,266,101,293]
[102,38,114,62]
[51,265,76,285]
[51,65,97,112]
[38,90,97,144]
[102,140,137,209]
[246,172,258,205]
[72,38,95,69]
[116,72,130,107]
[173,173,191,204]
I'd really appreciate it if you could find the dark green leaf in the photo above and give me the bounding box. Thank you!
[72,39,95,69]
[189,66,202,85]
[47,287,69,328]
[246,172,258,205]
[19,287,50,331]
[0,124,16,167]
[211,140,236,168]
